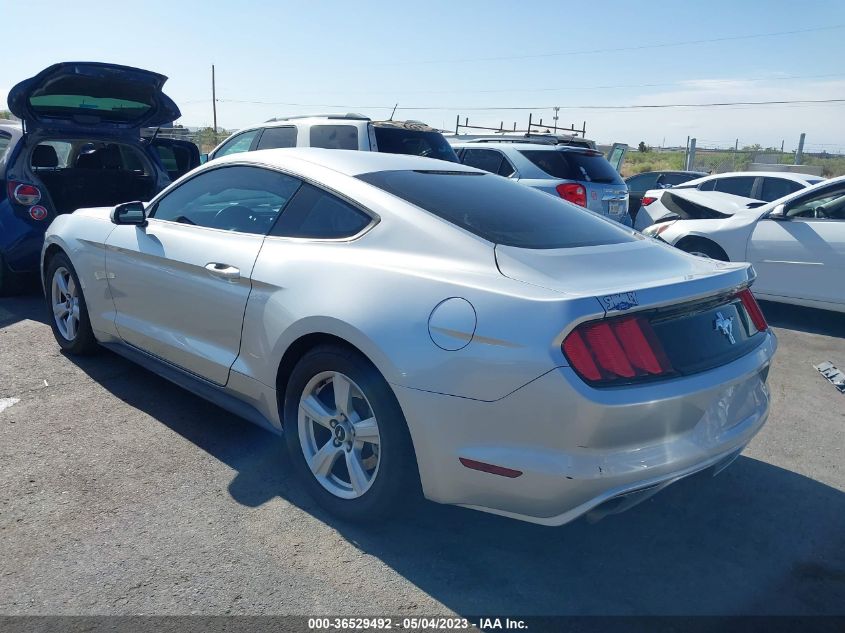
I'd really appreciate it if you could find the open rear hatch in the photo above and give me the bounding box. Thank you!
[495,239,769,385]
[8,62,181,134]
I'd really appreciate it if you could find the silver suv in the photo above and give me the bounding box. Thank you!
[209,114,458,163]
[453,140,630,225]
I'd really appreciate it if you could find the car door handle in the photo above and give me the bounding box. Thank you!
[204,262,241,281]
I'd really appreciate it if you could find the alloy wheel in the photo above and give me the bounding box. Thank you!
[298,371,381,499]
[51,266,80,341]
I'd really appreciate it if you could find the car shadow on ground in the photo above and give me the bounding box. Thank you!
[0,288,46,328]
[59,343,845,617]
[760,300,845,338]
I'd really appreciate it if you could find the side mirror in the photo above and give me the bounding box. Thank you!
[111,201,147,226]
[767,203,788,220]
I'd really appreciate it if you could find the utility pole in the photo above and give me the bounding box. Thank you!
[795,132,806,165]
[211,65,218,139]
[553,106,559,132]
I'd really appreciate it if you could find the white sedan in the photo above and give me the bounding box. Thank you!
[41,149,775,525]
[645,176,845,313]
[634,171,824,231]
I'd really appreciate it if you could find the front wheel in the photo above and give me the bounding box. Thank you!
[284,344,417,522]
[44,253,98,355]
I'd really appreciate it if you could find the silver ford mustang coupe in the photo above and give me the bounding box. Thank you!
[41,149,776,525]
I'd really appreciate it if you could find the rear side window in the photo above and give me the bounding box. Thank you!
[519,150,622,184]
[310,125,358,150]
[461,149,506,174]
[661,173,700,187]
[271,183,372,239]
[373,126,458,162]
[257,126,297,150]
[357,170,635,249]
[712,177,755,197]
[625,173,660,191]
[760,177,804,202]
[0,133,11,161]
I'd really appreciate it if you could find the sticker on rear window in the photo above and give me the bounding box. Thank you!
[601,292,639,312]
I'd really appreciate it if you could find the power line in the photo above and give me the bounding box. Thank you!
[215,98,845,112]
[368,24,845,66]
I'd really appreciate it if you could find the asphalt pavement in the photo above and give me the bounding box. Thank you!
[1,292,843,616]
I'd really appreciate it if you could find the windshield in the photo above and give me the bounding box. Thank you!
[520,150,623,184]
[373,127,458,163]
[357,169,635,249]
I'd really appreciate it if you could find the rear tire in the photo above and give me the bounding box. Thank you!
[284,344,417,522]
[44,252,98,355]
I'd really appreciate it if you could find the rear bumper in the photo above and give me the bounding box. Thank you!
[394,331,776,526]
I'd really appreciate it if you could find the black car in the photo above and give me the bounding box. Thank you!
[625,170,708,221]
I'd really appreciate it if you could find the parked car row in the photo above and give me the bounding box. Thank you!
[2,59,839,528]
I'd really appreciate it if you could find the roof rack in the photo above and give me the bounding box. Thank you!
[265,113,371,123]
[452,113,586,138]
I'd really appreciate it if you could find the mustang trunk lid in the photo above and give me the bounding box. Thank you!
[495,239,755,314]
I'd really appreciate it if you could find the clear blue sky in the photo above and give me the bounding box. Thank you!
[3,0,845,150]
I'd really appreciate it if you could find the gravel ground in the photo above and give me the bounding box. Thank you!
[0,293,843,616]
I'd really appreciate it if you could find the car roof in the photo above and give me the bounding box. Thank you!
[626,170,707,178]
[212,147,479,177]
[451,141,596,153]
[688,170,822,185]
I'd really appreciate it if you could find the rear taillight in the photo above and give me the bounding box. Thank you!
[739,288,768,332]
[556,183,587,207]
[641,196,657,206]
[7,181,42,206]
[562,315,673,384]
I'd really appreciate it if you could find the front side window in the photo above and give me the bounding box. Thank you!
[214,130,260,158]
[257,126,297,150]
[785,185,845,220]
[310,125,358,150]
[270,183,372,239]
[151,165,301,234]
[712,176,756,197]
[357,170,635,249]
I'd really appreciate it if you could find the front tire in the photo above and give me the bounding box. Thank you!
[44,253,98,355]
[677,238,729,261]
[284,344,417,522]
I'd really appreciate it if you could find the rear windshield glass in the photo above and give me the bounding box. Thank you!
[520,150,623,184]
[27,75,157,123]
[357,170,635,249]
[373,127,458,163]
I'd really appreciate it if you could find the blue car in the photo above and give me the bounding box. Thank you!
[0,62,199,293]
